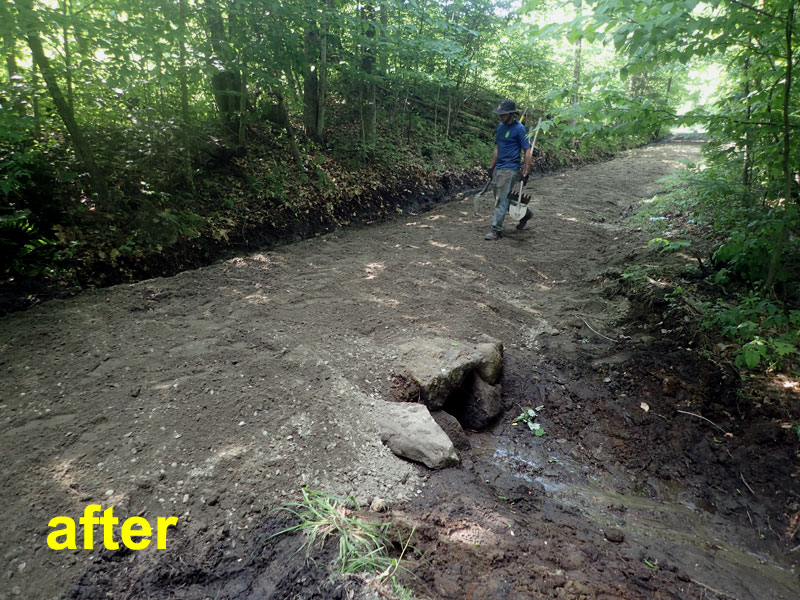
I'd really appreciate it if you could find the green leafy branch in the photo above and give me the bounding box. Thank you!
[702,293,800,371]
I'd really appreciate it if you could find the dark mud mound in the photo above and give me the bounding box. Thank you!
[66,515,364,600]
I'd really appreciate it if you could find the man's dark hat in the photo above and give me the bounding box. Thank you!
[492,99,519,115]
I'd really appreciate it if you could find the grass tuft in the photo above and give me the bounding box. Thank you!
[271,488,413,579]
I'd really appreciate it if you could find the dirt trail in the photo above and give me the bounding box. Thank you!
[2,142,798,600]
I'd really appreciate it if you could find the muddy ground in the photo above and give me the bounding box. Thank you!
[2,141,799,600]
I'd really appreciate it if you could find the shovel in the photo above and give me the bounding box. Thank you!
[471,177,493,213]
[507,117,541,221]
[507,180,532,221]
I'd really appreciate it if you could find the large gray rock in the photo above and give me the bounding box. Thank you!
[431,410,471,452]
[395,337,503,409]
[377,402,458,469]
[462,374,503,430]
[475,341,503,384]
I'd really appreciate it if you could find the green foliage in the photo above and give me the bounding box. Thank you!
[664,285,686,308]
[643,558,660,571]
[1,0,510,278]
[631,162,799,374]
[0,109,40,196]
[702,292,800,371]
[386,578,422,600]
[620,264,651,294]
[642,164,800,289]
[125,204,205,252]
[0,210,57,279]
[576,0,798,209]
[711,205,799,285]
[648,237,691,254]
[513,405,546,436]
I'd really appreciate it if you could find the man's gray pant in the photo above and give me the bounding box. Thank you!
[490,168,520,232]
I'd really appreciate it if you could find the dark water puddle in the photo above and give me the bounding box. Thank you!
[473,433,799,600]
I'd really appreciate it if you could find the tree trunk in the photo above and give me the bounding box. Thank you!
[2,34,17,85]
[742,54,752,189]
[765,4,795,289]
[303,24,319,139]
[445,92,452,140]
[204,0,229,63]
[238,64,247,147]
[16,0,108,203]
[780,4,793,206]
[62,0,73,113]
[361,3,376,145]
[31,62,40,137]
[274,86,302,166]
[227,0,247,146]
[1,1,25,116]
[379,1,388,75]
[316,5,329,145]
[204,0,240,131]
[433,86,439,132]
[178,0,195,191]
[285,68,302,102]
[0,0,14,80]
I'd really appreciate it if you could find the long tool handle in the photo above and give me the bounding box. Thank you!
[517,116,542,206]
[515,118,541,208]
[519,117,542,202]
[473,177,492,212]
[530,117,542,152]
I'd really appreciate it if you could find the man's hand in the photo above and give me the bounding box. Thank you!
[487,166,495,179]
[521,173,529,185]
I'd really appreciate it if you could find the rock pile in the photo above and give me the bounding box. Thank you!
[376,336,504,469]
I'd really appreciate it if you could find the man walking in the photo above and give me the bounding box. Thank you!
[484,99,533,241]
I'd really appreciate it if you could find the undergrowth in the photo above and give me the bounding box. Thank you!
[699,293,800,371]
[0,210,59,279]
[628,163,800,375]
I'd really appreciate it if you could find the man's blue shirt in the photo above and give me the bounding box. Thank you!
[495,120,530,170]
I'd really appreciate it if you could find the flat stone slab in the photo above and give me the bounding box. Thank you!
[395,337,503,410]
